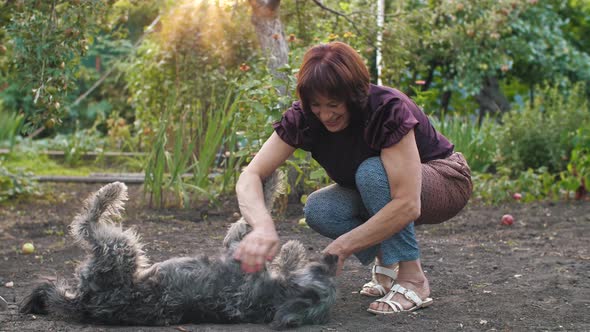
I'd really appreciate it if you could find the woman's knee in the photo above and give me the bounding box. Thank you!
[355,157,388,189]
[303,191,328,227]
[355,157,391,211]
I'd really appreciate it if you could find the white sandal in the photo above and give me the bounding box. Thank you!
[367,284,433,315]
[359,264,398,297]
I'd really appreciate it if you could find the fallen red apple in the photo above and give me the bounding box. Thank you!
[501,214,514,226]
[513,193,522,201]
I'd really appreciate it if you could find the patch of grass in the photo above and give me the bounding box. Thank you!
[3,152,139,176]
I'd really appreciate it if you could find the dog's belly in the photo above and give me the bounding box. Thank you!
[144,257,280,324]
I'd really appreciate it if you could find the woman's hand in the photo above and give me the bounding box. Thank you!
[233,227,280,273]
[322,238,351,276]
[233,133,295,273]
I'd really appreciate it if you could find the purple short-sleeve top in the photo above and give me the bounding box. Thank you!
[273,84,454,188]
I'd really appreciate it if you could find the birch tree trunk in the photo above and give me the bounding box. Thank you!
[248,0,289,95]
[376,0,384,85]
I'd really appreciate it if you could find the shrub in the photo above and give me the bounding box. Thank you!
[497,82,589,173]
[558,125,590,200]
[0,162,39,202]
[126,0,257,138]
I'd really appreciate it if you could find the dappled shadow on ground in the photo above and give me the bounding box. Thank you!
[1,183,589,331]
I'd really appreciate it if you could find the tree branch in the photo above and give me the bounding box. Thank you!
[310,0,365,38]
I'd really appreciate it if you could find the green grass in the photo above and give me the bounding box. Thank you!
[2,153,140,176]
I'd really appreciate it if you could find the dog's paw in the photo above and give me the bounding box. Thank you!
[222,218,249,248]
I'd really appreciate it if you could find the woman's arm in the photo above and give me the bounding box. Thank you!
[234,132,296,273]
[324,129,422,272]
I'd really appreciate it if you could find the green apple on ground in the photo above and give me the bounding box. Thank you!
[22,243,35,254]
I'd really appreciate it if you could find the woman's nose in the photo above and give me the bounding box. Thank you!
[319,109,332,122]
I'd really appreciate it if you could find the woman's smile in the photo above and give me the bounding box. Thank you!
[310,95,350,132]
[324,115,342,127]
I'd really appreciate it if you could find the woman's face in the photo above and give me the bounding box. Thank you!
[309,95,350,132]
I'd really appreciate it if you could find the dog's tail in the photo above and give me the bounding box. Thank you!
[223,171,284,248]
[19,280,79,317]
[70,182,128,248]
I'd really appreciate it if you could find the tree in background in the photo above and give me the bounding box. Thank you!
[1,0,121,132]
[2,0,589,133]
[375,0,590,119]
[248,0,289,94]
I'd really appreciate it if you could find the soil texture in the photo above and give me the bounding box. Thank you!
[1,183,589,331]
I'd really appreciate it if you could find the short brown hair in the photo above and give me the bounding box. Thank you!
[296,42,370,116]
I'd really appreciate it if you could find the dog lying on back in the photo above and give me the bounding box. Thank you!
[20,174,338,329]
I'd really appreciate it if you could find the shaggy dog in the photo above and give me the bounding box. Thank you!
[19,176,338,329]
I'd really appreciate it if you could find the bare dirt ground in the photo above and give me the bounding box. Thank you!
[1,182,589,331]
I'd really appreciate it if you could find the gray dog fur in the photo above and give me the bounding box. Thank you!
[20,174,338,329]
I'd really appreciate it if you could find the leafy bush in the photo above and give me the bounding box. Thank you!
[0,162,39,202]
[284,149,331,196]
[497,82,589,173]
[4,1,117,130]
[472,166,558,205]
[126,1,257,135]
[558,125,590,200]
[472,123,590,204]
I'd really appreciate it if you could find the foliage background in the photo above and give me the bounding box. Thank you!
[0,0,589,206]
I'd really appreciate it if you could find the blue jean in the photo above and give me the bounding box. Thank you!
[303,157,419,266]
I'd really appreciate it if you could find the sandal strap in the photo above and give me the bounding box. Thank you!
[361,281,387,296]
[371,264,398,280]
[389,284,424,307]
[375,297,403,312]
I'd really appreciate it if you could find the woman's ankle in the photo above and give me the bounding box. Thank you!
[396,259,427,282]
[375,256,397,269]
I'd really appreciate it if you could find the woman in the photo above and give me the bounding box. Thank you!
[233,41,472,314]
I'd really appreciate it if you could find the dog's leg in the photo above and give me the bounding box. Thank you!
[269,240,307,278]
[262,170,285,210]
[70,182,128,248]
[70,182,148,289]
[222,217,249,249]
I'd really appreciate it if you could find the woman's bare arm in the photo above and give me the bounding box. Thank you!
[234,132,296,272]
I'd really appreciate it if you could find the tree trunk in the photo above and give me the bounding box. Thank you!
[474,76,511,124]
[249,0,304,202]
[248,0,289,95]
[441,90,452,112]
[375,0,384,85]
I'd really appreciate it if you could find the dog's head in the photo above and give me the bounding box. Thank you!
[270,254,338,329]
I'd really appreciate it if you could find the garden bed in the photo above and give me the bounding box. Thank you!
[0,182,589,331]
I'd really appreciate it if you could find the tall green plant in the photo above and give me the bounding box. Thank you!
[143,91,240,208]
[0,102,24,150]
[430,112,498,173]
[144,112,168,207]
[191,92,240,190]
